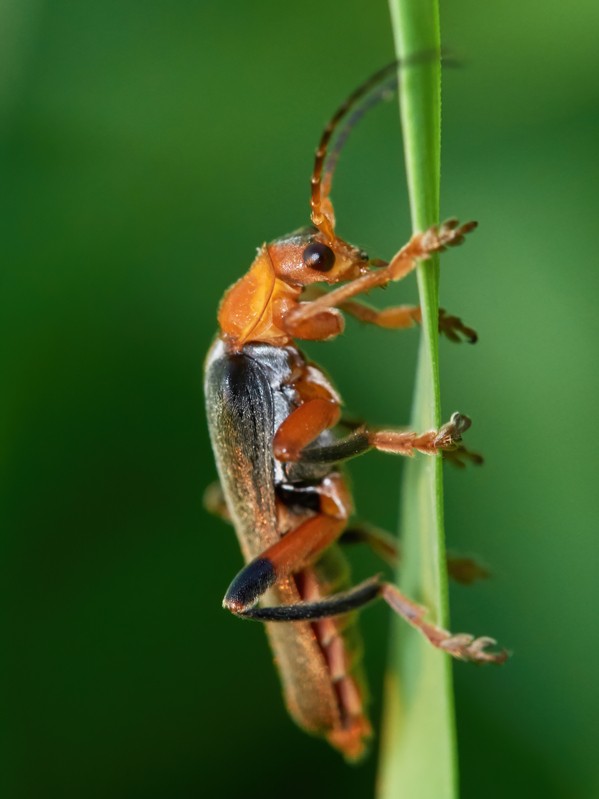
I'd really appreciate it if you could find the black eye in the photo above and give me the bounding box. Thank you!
[302,242,336,272]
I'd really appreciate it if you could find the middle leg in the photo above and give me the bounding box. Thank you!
[284,411,474,465]
[286,218,477,331]
[336,299,478,343]
[301,286,478,343]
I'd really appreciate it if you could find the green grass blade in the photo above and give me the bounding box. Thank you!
[377,2,459,798]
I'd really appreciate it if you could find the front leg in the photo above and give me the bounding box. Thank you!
[286,218,477,330]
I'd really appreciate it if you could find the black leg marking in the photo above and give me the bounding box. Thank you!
[300,430,371,464]
[223,558,277,613]
[237,577,382,621]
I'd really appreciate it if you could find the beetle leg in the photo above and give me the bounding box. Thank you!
[441,445,484,468]
[338,414,365,431]
[203,481,230,523]
[340,524,398,565]
[340,301,478,344]
[340,524,490,584]
[337,300,422,330]
[224,473,351,614]
[273,398,341,461]
[302,286,477,343]
[365,409,473,458]
[287,219,477,329]
[223,515,347,614]
[236,576,382,621]
[237,576,507,664]
[379,583,508,664]
[438,308,478,344]
[294,411,472,465]
[283,307,346,341]
[445,552,491,584]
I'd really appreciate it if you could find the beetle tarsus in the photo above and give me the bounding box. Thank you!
[370,411,472,457]
[380,584,508,665]
[443,444,484,468]
[440,634,509,664]
[421,218,478,253]
[438,307,478,343]
[446,553,490,584]
[434,411,471,448]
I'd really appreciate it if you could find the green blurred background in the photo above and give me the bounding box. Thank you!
[2,1,598,797]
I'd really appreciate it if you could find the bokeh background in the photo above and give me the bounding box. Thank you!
[2,1,598,797]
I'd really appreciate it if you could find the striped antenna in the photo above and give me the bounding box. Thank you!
[310,52,441,241]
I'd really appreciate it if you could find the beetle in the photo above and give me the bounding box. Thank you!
[204,60,506,761]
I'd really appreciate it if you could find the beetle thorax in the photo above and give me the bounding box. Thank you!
[217,245,300,350]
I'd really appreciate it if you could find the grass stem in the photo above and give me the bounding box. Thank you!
[377,2,459,797]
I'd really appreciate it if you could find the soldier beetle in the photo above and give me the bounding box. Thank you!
[204,60,507,761]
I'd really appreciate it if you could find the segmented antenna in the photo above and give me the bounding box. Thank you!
[310,52,441,242]
[320,75,397,204]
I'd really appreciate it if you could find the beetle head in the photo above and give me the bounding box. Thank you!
[267,226,369,287]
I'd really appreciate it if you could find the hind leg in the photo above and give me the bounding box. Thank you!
[340,523,490,585]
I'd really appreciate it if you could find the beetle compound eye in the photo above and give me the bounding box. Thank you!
[302,242,336,272]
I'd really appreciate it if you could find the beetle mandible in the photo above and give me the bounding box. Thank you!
[204,60,507,761]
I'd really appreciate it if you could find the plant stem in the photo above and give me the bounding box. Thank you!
[377,1,459,798]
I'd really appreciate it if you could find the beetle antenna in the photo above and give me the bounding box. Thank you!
[320,75,397,205]
[310,61,398,241]
[310,51,444,242]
